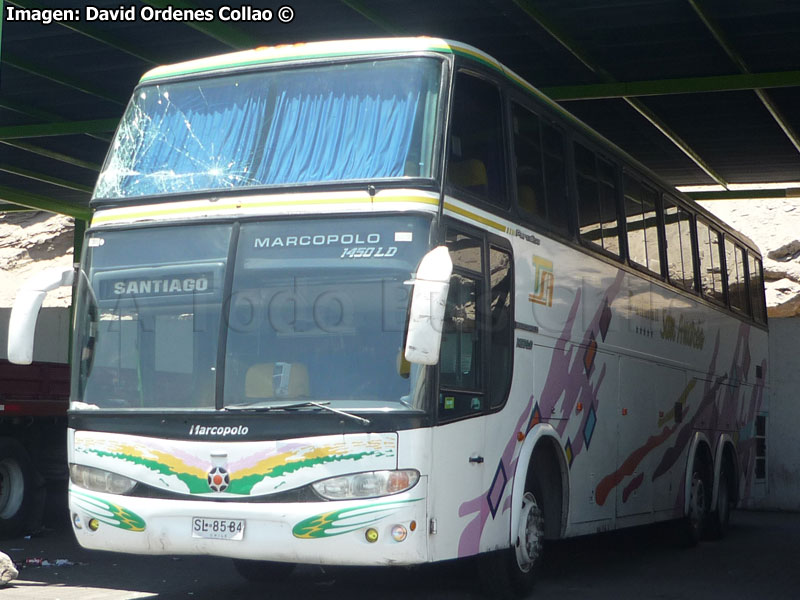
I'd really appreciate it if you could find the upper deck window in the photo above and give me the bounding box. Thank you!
[94,57,443,200]
[447,72,507,208]
[624,174,662,275]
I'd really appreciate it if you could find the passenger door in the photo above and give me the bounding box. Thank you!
[429,225,515,559]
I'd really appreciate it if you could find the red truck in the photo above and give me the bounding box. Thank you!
[0,359,69,537]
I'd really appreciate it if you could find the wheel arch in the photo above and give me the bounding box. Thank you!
[510,424,569,543]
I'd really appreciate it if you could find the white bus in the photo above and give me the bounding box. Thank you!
[8,37,768,597]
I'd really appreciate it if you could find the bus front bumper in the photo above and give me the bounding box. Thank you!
[68,481,428,566]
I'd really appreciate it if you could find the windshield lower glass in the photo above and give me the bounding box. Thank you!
[74,225,232,409]
[73,215,433,413]
[94,57,443,200]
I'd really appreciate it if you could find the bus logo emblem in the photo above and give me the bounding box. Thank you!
[207,466,230,492]
[529,256,554,307]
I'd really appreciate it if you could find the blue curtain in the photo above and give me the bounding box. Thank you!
[99,59,432,199]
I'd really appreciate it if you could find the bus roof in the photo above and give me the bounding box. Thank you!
[139,37,486,83]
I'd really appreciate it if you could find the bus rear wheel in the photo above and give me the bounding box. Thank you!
[707,465,732,540]
[681,459,709,547]
[232,558,295,583]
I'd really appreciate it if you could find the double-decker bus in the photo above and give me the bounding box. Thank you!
[7,37,768,596]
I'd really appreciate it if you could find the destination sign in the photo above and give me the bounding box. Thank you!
[95,269,219,301]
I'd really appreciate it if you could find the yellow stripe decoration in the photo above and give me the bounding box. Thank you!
[443,201,508,232]
[92,192,439,226]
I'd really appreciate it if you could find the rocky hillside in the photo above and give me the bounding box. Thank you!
[0,212,74,308]
[700,199,800,318]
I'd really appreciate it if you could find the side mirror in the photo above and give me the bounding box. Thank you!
[404,246,452,365]
[7,266,75,365]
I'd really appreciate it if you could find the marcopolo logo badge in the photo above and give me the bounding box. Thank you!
[207,466,230,493]
[188,424,249,437]
[207,452,230,493]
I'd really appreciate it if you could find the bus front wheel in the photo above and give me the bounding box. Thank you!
[514,490,544,576]
[479,485,545,598]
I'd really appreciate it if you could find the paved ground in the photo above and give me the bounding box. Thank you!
[2,509,799,599]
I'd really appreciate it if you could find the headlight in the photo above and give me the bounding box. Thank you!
[312,469,419,500]
[69,464,137,495]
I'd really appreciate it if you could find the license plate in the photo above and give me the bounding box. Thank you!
[191,517,245,540]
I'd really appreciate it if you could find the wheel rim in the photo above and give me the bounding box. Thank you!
[688,473,706,535]
[515,491,544,573]
[0,458,25,520]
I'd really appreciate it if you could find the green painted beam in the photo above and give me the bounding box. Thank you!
[0,98,77,123]
[0,164,94,193]
[0,141,102,171]
[6,0,159,64]
[0,185,91,220]
[688,0,800,156]
[0,203,34,212]
[3,53,126,105]
[512,0,728,188]
[340,0,404,35]
[543,69,800,101]
[140,0,259,49]
[687,188,800,201]
[0,118,119,140]
[0,99,113,143]
[512,0,605,76]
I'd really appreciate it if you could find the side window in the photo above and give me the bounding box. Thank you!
[663,197,696,291]
[511,102,546,222]
[440,230,484,420]
[575,142,620,256]
[697,219,725,303]
[542,123,569,231]
[624,175,662,274]
[489,246,513,408]
[511,101,568,232]
[725,239,748,313]
[447,73,506,208]
[748,253,767,324]
[439,228,514,420]
[440,272,481,392]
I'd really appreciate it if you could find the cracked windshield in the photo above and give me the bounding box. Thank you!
[94,57,442,199]
[73,216,433,412]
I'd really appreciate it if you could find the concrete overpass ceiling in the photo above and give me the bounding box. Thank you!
[2,0,800,219]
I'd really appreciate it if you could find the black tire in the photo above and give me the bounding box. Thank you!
[707,465,732,540]
[680,458,709,547]
[232,558,295,582]
[478,482,545,599]
[0,438,39,539]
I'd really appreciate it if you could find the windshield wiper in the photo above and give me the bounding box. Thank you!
[224,400,370,425]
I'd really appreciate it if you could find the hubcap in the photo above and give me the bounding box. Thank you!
[515,491,544,573]
[688,474,705,535]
